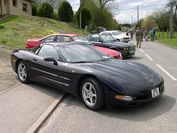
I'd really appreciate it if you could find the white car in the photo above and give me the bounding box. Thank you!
[100,30,131,43]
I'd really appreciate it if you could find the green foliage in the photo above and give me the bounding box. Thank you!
[0,15,90,49]
[37,2,53,18]
[50,13,60,21]
[77,0,117,30]
[1,39,6,44]
[93,8,116,30]
[0,24,5,29]
[58,1,73,22]
[0,15,18,24]
[141,8,169,31]
[77,8,92,29]
[32,5,37,16]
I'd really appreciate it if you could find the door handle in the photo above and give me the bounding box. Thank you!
[33,58,37,61]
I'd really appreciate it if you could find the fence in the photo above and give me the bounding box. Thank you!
[156,29,177,39]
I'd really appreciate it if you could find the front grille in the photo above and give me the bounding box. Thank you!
[129,46,135,50]
[133,95,150,100]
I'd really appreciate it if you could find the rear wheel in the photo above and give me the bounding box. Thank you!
[17,61,30,83]
[81,78,105,111]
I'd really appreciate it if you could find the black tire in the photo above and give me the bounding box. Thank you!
[81,78,105,111]
[17,61,30,83]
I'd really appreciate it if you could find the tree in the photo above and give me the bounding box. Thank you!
[151,8,169,31]
[35,0,64,12]
[166,0,177,26]
[77,8,92,29]
[93,8,116,30]
[37,2,53,18]
[141,15,156,30]
[94,0,115,9]
[32,5,37,16]
[58,1,73,22]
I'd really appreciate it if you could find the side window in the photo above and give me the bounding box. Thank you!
[56,36,71,42]
[42,35,55,43]
[38,45,59,61]
[89,37,97,42]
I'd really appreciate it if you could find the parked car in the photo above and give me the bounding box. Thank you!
[100,30,131,43]
[97,26,107,33]
[26,33,122,60]
[88,34,136,58]
[11,42,165,111]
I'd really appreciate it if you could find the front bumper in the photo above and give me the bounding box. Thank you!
[121,49,136,58]
[105,86,165,107]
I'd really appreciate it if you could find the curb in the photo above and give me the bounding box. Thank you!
[26,93,66,133]
[0,82,21,95]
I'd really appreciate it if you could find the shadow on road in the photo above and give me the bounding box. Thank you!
[98,95,176,121]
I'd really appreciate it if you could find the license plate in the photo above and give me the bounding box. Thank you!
[151,87,160,98]
[129,50,134,54]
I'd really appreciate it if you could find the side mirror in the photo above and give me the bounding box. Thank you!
[44,57,58,66]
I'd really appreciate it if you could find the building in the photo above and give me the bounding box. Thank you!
[0,0,33,16]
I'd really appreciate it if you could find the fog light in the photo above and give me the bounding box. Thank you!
[115,95,133,100]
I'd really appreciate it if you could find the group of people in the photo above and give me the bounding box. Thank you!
[135,27,156,48]
[125,28,134,40]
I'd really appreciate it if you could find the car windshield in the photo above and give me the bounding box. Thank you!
[100,34,117,43]
[58,44,109,63]
[111,31,122,35]
[73,36,88,42]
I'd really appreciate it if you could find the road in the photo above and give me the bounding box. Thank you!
[36,40,177,133]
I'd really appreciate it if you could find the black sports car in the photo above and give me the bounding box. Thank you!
[88,34,136,58]
[11,42,164,111]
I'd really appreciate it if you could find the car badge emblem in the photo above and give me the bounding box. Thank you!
[149,79,153,84]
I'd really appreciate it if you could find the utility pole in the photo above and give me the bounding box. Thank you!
[131,15,133,25]
[137,6,139,27]
[80,0,82,29]
[169,0,174,39]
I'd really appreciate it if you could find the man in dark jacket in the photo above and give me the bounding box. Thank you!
[135,27,142,48]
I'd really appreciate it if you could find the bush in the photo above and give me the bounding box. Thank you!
[77,8,92,29]
[1,39,7,43]
[50,13,60,21]
[32,5,37,16]
[0,24,5,29]
[37,2,53,18]
[58,1,73,22]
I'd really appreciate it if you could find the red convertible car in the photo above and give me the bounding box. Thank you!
[26,33,122,60]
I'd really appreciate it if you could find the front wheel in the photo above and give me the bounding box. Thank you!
[17,61,30,83]
[81,78,105,111]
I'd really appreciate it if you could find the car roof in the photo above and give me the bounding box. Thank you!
[42,41,89,47]
[41,33,80,39]
[90,34,99,37]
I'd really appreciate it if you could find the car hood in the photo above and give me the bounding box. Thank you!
[114,34,131,38]
[94,46,119,55]
[109,41,135,47]
[78,60,157,83]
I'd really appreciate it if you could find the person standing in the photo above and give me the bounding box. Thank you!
[130,30,133,40]
[144,29,148,41]
[135,27,142,48]
[150,29,155,41]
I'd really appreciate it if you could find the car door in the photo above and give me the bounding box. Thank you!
[29,44,69,91]
[89,36,105,47]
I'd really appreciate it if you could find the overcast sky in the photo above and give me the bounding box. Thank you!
[67,0,169,24]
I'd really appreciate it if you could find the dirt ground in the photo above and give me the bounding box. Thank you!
[0,46,19,93]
